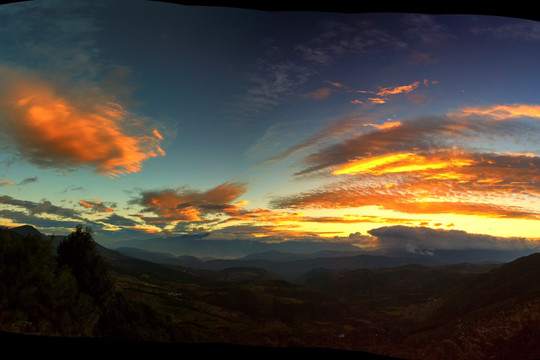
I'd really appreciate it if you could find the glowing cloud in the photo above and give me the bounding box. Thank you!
[0,66,165,177]
[133,182,249,224]
[457,104,540,120]
[332,152,476,176]
[375,81,422,96]
[363,121,402,130]
[348,80,437,105]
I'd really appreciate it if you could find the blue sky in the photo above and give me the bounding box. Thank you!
[1,1,540,252]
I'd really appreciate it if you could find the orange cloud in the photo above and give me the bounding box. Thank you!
[348,80,437,105]
[0,66,165,177]
[457,104,540,120]
[363,121,402,130]
[332,152,475,176]
[375,81,422,96]
[134,182,248,224]
[368,97,386,104]
[273,151,540,221]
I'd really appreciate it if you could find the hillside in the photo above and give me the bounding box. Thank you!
[102,235,540,359]
[113,245,536,280]
[1,225,539,359]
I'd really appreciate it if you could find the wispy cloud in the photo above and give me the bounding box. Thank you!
[470,18,540,41]
[232,15,409,119]
[401,14,454,45]
[17,177,38,185]
[330,79,438,105]
[0,0,104,79]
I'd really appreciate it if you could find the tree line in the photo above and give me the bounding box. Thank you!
[0,225,176,341]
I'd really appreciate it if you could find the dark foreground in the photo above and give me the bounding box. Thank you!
[0,331,402,359]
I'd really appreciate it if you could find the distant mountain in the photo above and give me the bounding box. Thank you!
[114,245,539,279]
[110,235,361,259]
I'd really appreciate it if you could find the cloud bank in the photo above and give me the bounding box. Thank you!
[368,225,539,254]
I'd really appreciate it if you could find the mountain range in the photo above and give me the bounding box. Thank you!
[2,224,540,359]
[4,224,538,279]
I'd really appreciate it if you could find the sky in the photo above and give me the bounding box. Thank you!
[1,1,540,252]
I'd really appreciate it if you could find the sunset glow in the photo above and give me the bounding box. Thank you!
[0,2,539,253]
[332,152,476,176]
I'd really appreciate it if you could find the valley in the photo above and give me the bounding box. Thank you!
[1,225,539,360]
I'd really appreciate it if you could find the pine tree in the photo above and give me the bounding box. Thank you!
[56,225,116,307]
[0,227,98,335]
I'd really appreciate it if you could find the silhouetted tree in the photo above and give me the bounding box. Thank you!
[56,225,115,307]
[0,228,98,335]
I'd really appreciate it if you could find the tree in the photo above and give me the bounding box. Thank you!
[55,225,177,341]
[0,228,98,335]
[56,225,115,307]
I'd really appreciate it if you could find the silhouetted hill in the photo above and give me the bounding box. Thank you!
[434,252,540,318]
[8,224,48,239]
[399,253,540,360]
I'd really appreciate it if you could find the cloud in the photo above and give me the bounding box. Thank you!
[78,199,115,213]
[368,225,539,254]
[0,209,80,231]
[270,150,540,221]
[470,19,540,41]
[0,66,166,177]
[0,0,104,78]
[132,182,249,225]
[0,2,166,177]
[0,195,81,219]
[99,213,138,227]
[348,80,438,105]
[294,18,407,65]
[268,104,540,222]
[455,104,540,120]
[402,14,454,44]
[295,103,540,176]
[18,177,38,185]
[299,87,333,100]
[231,16,409,118]
[269,172,540,222]
[255,113,375,167]
[0,179,13,186]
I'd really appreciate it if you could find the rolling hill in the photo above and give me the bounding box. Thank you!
[2,224,539,359]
